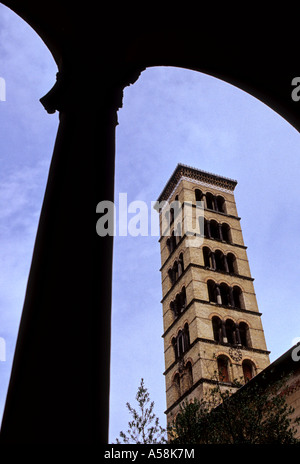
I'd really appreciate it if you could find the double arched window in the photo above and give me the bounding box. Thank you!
[170,286,187,318]
[212,316,251,347]
[166,231,178,255]
[168,253,184,285]
[207,280,244,309]
[195,189,226,214]
[203,219,231,243]
[216,355,256,384]
[172,361,193,401]
[203,247,237,274]
[172,323,190,360]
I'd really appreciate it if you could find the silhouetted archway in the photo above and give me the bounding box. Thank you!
[0,1,299,445]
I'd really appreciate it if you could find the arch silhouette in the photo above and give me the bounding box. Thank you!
[0,1,299,445]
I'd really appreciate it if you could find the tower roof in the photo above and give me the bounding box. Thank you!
[157,163,238,202]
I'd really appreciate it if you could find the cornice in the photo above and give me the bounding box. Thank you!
[157,163,238,204]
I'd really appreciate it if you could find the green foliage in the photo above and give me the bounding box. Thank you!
[115,378,167,444]
[168,376,300,444]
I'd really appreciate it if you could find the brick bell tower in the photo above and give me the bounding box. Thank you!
[156,163,270,424]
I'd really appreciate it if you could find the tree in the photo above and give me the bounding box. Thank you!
[168,375,300,444]
[115,378,167,444]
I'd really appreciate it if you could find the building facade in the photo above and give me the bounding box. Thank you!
[156,163,270,424]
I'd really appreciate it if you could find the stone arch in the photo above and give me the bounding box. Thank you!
[216,354,231,383]
[242,358,257,382]
[239,321,252,347]
[226,251,238,274]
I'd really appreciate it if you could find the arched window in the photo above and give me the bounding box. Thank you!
[220,283,230,306]
[207,280,217,303]
[167,231,177,255]
[227,252,237,274]
[212,316,223,343]
[180,286,187,311]
[177,330,185,358]
[175,293,182,316]
[221,223,231,243]
[203,246,212,268]
[225,319,236,345]
[168,268,175,285]
[173,324,190,360]
[170,301,176,317]
[185,362,193,390]
[232,285,244,309]
[216,195,226,213]
[242,360,255,382]
[183,322,190,349]
[195,189,203,202]
[173,373,181,400]
[217,356,230,383]
[178,253,184,276]
[206,192,215,210]
[215,250,225,271]
[203,218,209,238]
[210,220,220,240]
[239,322,251,347]
[172,261,178,282]
[171,230,177,250]
[166,238,171,253]
[172,337,178,360]
[172,287,187,319]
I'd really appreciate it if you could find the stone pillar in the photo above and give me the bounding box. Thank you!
[223,254,229,273]
[218,223,224,241]
[213,196,218,211]
[206,220,211,238]
[222,320,228,343]
[0,64,144,444]
[228,286,235,307]
[235,323,242,345]
[216,285,222,305]
[210,251,216,270]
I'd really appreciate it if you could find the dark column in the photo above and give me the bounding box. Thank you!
[206,220,212,239]
[228,286,235,307]
[210,251,216,270]
[0,64,144,444]
[221,320,227,343]
[235,323,242,345]
[223,254,229,273]
[213,196,218,211]
[218,223,224,241]
[215,284,222,305]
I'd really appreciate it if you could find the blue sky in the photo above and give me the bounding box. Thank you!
[0,4,300,444]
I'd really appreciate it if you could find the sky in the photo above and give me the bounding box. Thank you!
[0,4,300,444]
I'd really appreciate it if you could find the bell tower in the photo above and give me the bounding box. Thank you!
[156,163,270,424]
